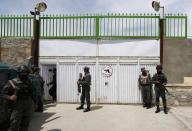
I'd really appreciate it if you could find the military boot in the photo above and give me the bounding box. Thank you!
[155,105,160,113]
[83,107,90,112]
[164,106,168,114]
[76,105,84,110]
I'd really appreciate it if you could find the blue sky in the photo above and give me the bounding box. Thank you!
[0,0,192,36]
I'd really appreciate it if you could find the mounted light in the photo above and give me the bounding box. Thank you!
[152,1,160,12]
[36,2,47,12]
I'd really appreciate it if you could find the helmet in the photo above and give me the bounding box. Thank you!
[141,67,145,72]
[84,66,90,72]
[18,65,30,74]
[31,65,40,73]
[156,65,163,70]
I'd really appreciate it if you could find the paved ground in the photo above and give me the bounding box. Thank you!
[29,103,192,131]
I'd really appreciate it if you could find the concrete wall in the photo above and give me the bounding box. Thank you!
[0,39,32,67]
[164,39,192,84]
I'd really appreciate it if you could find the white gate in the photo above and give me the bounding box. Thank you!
[57,63,76,103]
[97,64,118,103]
[40,57,158,104]
[118,64,141,104]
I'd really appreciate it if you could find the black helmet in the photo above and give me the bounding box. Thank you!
[141,67,145,72]
[31,65,40,73]
[18,65,30,74]
[84,66,89,72]
[156,65,163,70]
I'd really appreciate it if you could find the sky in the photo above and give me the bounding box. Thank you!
[0,0,192,36]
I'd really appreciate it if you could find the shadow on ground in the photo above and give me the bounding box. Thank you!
[91,105,103,111]
[43,101,57,111]
[47,129,62,131]
[29,102,60,131]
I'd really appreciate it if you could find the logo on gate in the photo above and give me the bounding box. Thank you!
[102,66,113,77]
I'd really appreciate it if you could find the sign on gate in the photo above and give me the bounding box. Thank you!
[102,66,113,77]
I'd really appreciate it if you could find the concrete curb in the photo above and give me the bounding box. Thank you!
[170,107,192,131]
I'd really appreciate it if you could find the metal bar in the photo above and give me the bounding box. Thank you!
[3,18,5,37]
[185,15,187,38]
[96,16,99,38]
[122,15,124,36]
[129,15,130,36]
[160,19,164,65]
[133,15,134,36]
[125,14,128,36]
[174,15,175,38]
[73,15,75,36]
[76,16,78,36]
[86,14,88,36]
[66,15,68,36]
[89,16,92,36]
[0,17,2,37]
[26,16,28,37]
[114,14,116,36]
[63,15,65,36]
[56,17,58,37]
[79,15,81,36]
[118,14,120,36]
[20,16,22,37]
[82,15,84,36]
[177,17,179,37]
[7,17,9,36]
[53,16,55,37]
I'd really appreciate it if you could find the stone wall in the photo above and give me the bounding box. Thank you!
[167,87,192,106]
[0,39,32,67]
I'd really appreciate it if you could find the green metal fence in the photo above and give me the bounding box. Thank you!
[40,14,160,39]
[165,14,187,38]
[0,13,188,39]
[0,15,34,38]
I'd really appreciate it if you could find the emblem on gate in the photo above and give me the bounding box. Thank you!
[102,66,113,77]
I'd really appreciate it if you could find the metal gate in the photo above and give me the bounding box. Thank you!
[40,57,158,104]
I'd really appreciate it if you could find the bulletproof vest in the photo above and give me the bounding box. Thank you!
[12,78,32,100]
[85,73,91,86]
[140,74,150,85]
[155,73,166,85]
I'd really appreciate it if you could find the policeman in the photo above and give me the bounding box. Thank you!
[76,67,91,112]
[31,66,44,112]
[138,68,152,109]
[152,65,168,114]
[47,68,57,102]
[2,65,35,131]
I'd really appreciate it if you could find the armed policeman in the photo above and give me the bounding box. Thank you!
[138,68,152,109]
[1,65,35,131]
[76,67,91,112]
[31,65,44,112]
[152,65,168,114]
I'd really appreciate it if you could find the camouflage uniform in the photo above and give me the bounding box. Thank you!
[138,69,152,108]
[5,65,35,131]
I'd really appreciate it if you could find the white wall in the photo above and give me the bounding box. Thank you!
[40,39,160,57]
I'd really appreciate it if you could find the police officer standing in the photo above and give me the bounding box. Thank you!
[76,67,91,112]
[47,68,57,102]
[138,68,152,109]
[31,66,44,112]
[2,65,35,131]
[152,65,168,114]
